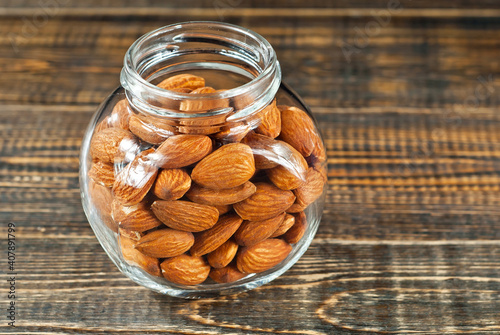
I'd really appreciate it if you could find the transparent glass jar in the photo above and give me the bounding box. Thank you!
[80,21,327,298]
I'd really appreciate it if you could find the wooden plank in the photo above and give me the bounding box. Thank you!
[6,237,500,334]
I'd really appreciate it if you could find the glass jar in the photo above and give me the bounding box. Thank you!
[80,21,327,298]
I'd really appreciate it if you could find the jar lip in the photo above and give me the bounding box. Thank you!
[123,21,278,101]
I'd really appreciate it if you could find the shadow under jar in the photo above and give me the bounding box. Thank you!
[80,21,327,298]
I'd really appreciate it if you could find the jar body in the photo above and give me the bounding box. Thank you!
[79,22,327,298]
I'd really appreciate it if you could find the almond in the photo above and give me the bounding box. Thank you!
[160,254,210,286]
[128,113,176,145]
[95,116,111,133]
[112,148,158,206]
[180,86,230,112]
[111,200,163,232]
[185,181,256,206]
[157,73,205,91]
[279,105,318,157]
[120,236,161,277]
[284,211,307,244]
[270,213,295,237]
[255,99,280,138]
[209,264,246,283]
[152,135,213,169]
[88,160,115,187]
[307,132,327,166]
[151,200,219,232]
[191,143,255,189]
[236,238,292,274]
[90,127,139,164]
[233,182,295,221]
[135,228,194,258]
[170,87,193,93]
[88,179,117,233]
[286,202,308,213]
[213,122,252,144]
[119,227,144,241]
[266,142,308,190]
[293,167,325,207]
[241,132,279,169]
[234,212,286,247]
[207,239,239,268]
[214,204,232,215]
[190,214,243,256]
[109,99,131,130]
[153,168,191,201]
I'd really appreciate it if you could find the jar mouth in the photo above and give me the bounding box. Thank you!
[121,21,281,120]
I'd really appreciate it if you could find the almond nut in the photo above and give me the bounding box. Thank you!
[153,168,191,201]
[270,213,295,237]
[111,200,163,232]
[233,182,295,221]
[88,160,115,187]
[120,236,161,277]
[207,239,239,269]
[109,99,131,130]
[237,238,292,274]
[160,254,210,286]
[214,204,232,216]
[191,143,255,189]
[209,264,246,283]
[284,211,307,244]
[153,134,213,169]
[266,142,309,190]
[255,99,280,138]
[190,214,243,256]
[234,212,286,247]
[128,113,176,145]
[88,179,117,233]
[90,127,139,164]
[151,200,219,232]
[135,228,194,258]
[157,73,205,91]
[112,148,158,205]
[185,181,256,206]
[293,167,325,207]
[279,105,317,157]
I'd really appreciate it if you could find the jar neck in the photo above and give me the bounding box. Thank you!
[120,21,281,122]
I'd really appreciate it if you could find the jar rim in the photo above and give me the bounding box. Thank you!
[122,21,280,102]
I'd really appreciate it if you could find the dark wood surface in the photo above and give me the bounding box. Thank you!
[2,1,500,334]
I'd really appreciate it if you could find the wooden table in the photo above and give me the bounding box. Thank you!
[2,1,500,334]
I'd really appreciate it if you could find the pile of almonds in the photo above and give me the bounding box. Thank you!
[88,74,326,286]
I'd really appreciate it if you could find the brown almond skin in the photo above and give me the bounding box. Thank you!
[135,229,194,258]
[120,236,161,277]
[270,213,295,238]
[161,254,210,286]
[111,200,163,233]
[191,143,256,189]
[293,167,325,207]
[153,135,213,169]
[241,132,280,170]
[207,239,239,268]
[157,74,205,91]
[286,202,308,213]
[88,160,115,187]
[234,212,286,247]
[233,182,295,221]
[118,228,144,241]
[209,264,247,283]
[109,99,131,130]
[88,179,117,233]
[112,148,158,206]
[90,127,138,164]
[284,211,307,244]
[266,142,309,191]
[255,99,281,138]
[190,214,243,256]
[279,105,318,157]
[213,122,252,144]
[214,204,232,216]
[151,200,219,232]
[237,239,292,274]
[153,168,191,201]
[186,181,256,206]
[180,86,230,112]
[128,113,176,145]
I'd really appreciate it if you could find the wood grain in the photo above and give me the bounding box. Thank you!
[1,1,500,334]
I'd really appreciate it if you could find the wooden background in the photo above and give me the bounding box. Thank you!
[2,0,500,334]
